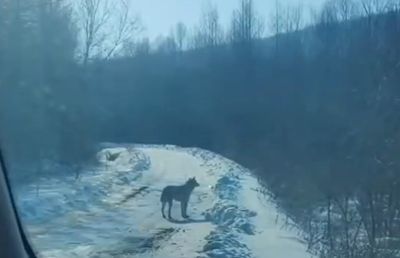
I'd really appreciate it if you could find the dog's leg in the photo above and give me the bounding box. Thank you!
[168,200,173,219]
[180,201,186,218]
[182,201,189,218]
[161,201,166,218]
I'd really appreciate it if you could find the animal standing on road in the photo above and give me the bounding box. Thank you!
[160,177,200,220]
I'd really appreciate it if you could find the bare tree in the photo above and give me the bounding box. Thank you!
[122,37,150,57]
[359,0,390,37]
[155,35,177,54]
[319,0,342,25]
[282,4,304,33]
[337,0,359,21]
[103,0,141,59]
[175,22,187,51]
[135,37,150,56]
[196,3,224,48]
[188,27,205,50]
[318,0,358,23]
[360,0,389,16]
[270,0,283,36]
[76,0,141,65]
[229,0,264,44]
[269,0,284,52]
[76,0,110,65]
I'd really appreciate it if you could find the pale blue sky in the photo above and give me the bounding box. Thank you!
[130,0,326,39]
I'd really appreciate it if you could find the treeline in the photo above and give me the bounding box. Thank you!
[0,0,139,167]
[0,0,83,167]
[1,0,400,256]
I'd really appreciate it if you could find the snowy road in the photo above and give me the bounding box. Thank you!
[14,145,312,258]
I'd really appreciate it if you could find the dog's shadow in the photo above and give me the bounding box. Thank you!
[167,217,210,224]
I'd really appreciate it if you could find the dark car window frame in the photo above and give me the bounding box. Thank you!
[0,148,37,258]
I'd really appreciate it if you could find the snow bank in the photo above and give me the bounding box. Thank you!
[14,144,312,258]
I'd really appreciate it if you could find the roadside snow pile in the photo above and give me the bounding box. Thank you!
[206,202,257,235]
[16,147,150,225]
[97,147,151,172]
[198,162,258,257]
[14,144,312,258]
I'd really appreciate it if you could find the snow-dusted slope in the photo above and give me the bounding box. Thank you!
[15,145,312,258]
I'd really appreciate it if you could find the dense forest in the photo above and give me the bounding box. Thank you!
[1,0,400,257]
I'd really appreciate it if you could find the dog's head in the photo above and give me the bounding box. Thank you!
[187,177,200,188]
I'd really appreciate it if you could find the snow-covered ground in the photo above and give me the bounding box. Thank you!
[13,144,313,258]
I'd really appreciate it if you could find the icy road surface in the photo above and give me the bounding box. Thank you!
[14,145,312,258]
